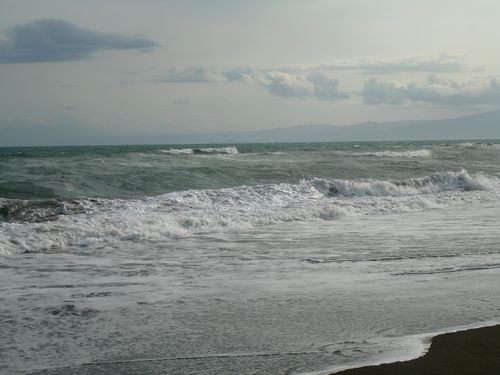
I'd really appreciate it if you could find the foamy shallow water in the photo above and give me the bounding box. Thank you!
[1,141,500,374]
[2,200,500,374]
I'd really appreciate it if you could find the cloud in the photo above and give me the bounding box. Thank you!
[161,65,229,83]
[308,73,349,101]
[258,71,348,100]
[258,71,315,98]
[160,65,254,83]
[0,19,159,63]
[362,75,500,107]
[292,54,465,74]
[159,65,348,101]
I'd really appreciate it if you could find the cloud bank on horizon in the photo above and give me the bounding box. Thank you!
[0,0,499,146]
[157,60,499,107]
[363,76,500,107]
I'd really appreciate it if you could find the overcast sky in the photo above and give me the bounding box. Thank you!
[1,0,500,145]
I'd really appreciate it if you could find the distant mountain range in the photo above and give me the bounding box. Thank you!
[2,110,500,146]
[180,110,500,143]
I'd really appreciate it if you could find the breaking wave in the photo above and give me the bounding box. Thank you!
[321,169,496,197]
[350,149,432,158]
[158,146,239,155]
[1,170,499,255]
[455,142,500,149]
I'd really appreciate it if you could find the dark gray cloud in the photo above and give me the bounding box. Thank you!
[0,19,159,63]
[363,75,500,107]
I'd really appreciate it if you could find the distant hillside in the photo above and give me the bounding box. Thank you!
[199,110,500,143]
[2,110,500,146]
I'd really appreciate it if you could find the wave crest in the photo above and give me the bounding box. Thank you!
[321,170,497,197]
[455,142,500,149]
[350,149,432,158]
[1,170,499,255]
[159,146,239,155]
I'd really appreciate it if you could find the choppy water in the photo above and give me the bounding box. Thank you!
[1,140,500,374]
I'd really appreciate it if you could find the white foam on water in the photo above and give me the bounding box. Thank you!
[349,149,432,158]
[456,142,475,148]
[1,170,499,254]
[320,169,497,197]
[158,148,194,155]
[158,146,239,155]
[307,320,500,375]
[455,142,500,149]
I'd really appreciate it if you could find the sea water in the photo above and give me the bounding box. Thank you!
[1,141,500,374]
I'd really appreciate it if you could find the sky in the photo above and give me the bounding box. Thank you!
[1,0,500,145]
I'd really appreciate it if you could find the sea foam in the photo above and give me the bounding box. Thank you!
[350,149,432,158]
[455,142,500,149]
[159,146,239,155]
[1,170,499,255]
[320,169,495,197]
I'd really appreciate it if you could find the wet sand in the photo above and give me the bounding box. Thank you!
[333,324,500,375]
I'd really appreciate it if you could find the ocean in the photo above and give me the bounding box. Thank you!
[1,140,500,374]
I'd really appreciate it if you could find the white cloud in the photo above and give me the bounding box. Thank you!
[160,65,255,83]
[257,71,348,100]
[161,65,229,83]
[159,66,348,101]
[362,75,500,107]
[258,71,315,98]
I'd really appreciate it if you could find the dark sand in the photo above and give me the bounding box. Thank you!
[333,324,500,375]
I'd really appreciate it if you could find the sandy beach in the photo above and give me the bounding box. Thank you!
[332,324,500,375]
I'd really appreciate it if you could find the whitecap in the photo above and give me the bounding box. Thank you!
[158,146,239,155]
[1,170,499,254]
[349,149,432,158]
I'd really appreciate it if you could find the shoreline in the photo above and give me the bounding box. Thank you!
[328,323,500,375]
